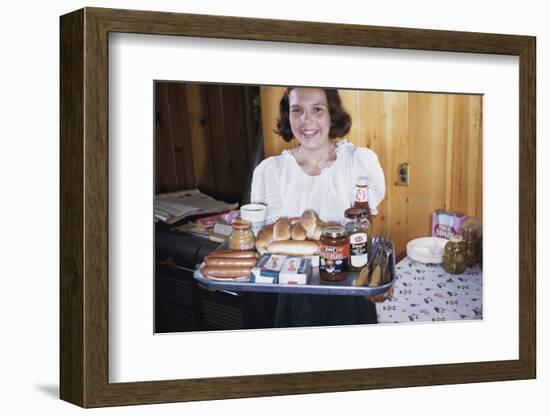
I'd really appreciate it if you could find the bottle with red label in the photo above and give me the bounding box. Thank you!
[353,176,371,219]
[343,207,370,271]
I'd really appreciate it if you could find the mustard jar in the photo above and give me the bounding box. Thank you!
[228,219,255,251]
[442,234,467,274]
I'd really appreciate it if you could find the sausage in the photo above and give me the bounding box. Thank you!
[208,250,259,259]
[203,266,253,278]
[204,256,257,267]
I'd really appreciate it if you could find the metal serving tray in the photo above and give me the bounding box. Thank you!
[193,238,396,297]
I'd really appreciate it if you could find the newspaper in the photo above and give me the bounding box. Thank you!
[154,189,238,224]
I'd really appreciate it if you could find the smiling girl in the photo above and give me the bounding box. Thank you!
[252,87,385,225]
[250,87,389,327]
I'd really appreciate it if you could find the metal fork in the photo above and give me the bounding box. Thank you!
[379,232,394,284]
[368,244,384,286]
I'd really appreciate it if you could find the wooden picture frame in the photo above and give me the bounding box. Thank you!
[60,7,536,408]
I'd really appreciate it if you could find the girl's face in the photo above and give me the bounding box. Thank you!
[288,88,331,151]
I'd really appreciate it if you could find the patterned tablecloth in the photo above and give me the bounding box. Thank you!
[376,257,483,324]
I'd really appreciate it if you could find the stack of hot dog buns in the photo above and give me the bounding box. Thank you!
[255,210,338,256]
[202,250,259,279]
[201,210,341,279]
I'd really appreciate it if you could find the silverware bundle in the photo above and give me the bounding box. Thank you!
[367,234,394,287]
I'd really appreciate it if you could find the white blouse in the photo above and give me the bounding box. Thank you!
[250,139,386,223]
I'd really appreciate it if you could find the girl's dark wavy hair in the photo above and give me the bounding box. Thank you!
[274,87,352,142]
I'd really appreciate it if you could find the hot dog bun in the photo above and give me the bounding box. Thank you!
[290,222,307,240]
[255,223,274,251]
[267,239,320,256]
[273,217,291,241]
[300,210,318,239]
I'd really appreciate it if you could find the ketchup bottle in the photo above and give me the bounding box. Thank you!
[353,176,372,222]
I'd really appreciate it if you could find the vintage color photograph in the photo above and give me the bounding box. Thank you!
[154,82,483,332]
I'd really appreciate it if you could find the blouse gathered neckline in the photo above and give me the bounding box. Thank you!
[282,139,349,178]
[250,139,385,222]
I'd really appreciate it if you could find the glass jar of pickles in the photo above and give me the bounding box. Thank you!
[228,219,255,251]
[460,218,482,268]
[443,234,467,274]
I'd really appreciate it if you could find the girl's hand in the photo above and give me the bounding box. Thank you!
[366,286,394,303]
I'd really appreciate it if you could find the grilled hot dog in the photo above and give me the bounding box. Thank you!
[208,250,259,259]
[203,266,253,278]
[204,256,257,267]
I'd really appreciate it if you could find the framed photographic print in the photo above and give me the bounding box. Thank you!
[60,7,536,408]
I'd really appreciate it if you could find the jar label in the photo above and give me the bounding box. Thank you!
[320,244,349,274]
[349,232,368,267]
[240,243,255,250]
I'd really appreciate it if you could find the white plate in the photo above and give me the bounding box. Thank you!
[406,237,448,264]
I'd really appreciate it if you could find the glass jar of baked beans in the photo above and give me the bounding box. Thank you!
[319,226,350,281]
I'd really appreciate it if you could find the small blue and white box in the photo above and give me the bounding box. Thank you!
[251,253,287,284]
[279,257,311,285]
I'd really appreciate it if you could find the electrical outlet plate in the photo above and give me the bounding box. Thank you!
[398,163,409,186]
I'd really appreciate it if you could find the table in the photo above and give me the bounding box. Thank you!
[376,257,483,324]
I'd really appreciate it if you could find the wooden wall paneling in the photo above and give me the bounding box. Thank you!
[155,83,259,201]
[345,90,410,258]
[382,92,409,259]
[444,96,455,214]
[155,82,197,194]
[446,94,462,213]
[357,91,385,150]
[407,93,449,240]
[155,83,179,194]
[476,95,483,220]
[353,91,402,240]
[242,86,259,158]
[204,86,223,197]
[447,94,483,219]
[260,86,293,158]
[166,83,196,190]
[185,84,216,196]
[205,85,230,200]
[338,89,361,145]
[205,85,250,202]
[356,91,386,236]
[221,85,252,201]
